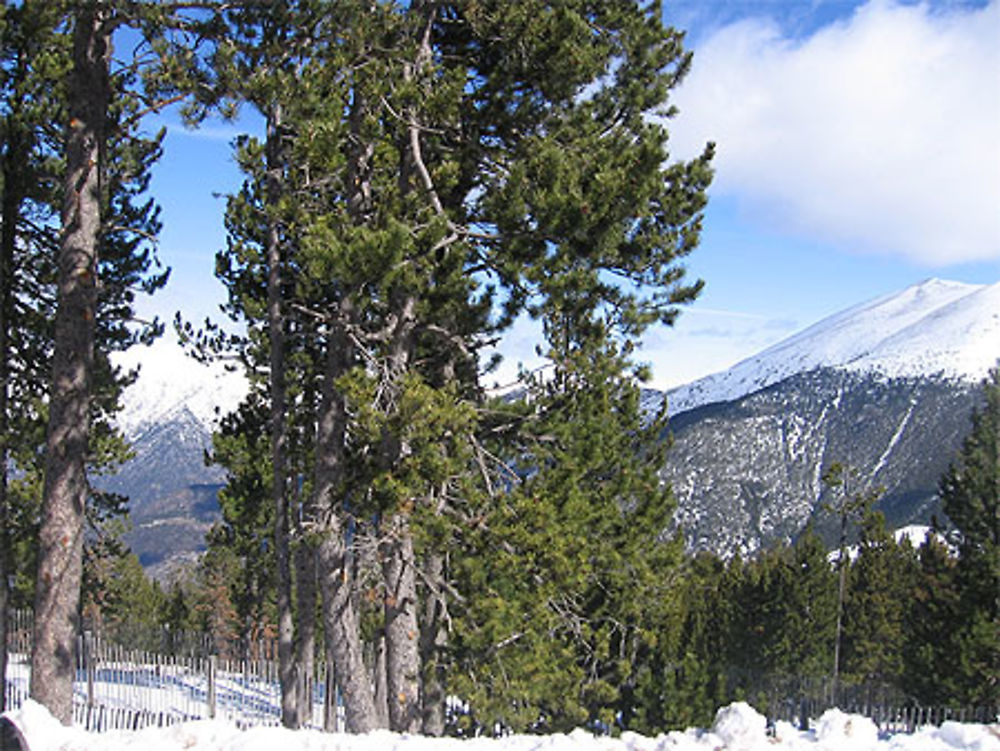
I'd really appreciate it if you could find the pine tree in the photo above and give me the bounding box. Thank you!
[451,341,686,733]
[204,0,712,733]
[773,531,838,695]
[81,526,165,648]
[821,461,880,702]
[206,394,277,650]
[905,533,963,705]
[30,3,111,721]
[938,366,1000,704]
[841,512,916,698]
[633,552,729,732]
[0,0,65,711]
[27,0,193,720]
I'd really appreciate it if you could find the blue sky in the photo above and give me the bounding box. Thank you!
[141,0,1000,391]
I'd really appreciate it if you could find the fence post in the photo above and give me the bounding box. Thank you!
[83,630,95,711]
[207,656,217,720]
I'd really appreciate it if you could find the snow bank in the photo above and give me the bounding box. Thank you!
[5,700,999,751]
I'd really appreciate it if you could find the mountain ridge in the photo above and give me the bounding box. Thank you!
[113,342,247,439]
[663,367,982,555]
[108,277,999,570]
[667,278,1000,416]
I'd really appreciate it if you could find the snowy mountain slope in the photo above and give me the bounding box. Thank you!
[104,341,247,577]
[668,278,1000,416]
[107,277,998,568]
[113,339,248,439]
[663,368,981,555]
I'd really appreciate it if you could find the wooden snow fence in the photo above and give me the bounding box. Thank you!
[2,615,342,732]
[765,697,999,734]
[71,634,340,731]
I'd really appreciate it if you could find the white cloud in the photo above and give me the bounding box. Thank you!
[667,0,1000,265]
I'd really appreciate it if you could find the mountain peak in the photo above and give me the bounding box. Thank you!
[113,340,248,439]
[667,278,999,416]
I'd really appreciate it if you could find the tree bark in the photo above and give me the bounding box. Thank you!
[420,551,448,736]
[372,630,389,728]
[318,527,379,733]
[313,306,381,732]
[30,2,107,725]
[381,514,421,733]
[294,538,317,724]
[265,101,298,729]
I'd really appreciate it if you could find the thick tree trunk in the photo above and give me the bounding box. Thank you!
[265,102,298,729]
[318,528,379,733]
[30,3,107,725]
[373,290,423,733]
[381,514,421,733]
[313,309,381,732]
[420,551,448,736]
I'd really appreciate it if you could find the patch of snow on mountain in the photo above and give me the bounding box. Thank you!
[113,339,248,439]
[667,279,999,416]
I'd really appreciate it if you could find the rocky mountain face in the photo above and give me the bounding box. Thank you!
[106,278,998,573]
[662,370,982,556]
[97,405,225,580]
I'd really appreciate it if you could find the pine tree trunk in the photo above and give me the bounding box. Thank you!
[30,3,107,725]
[0,543,6,714]
[294,539,317,724]
[318,523,379,732]
[381,515,421,732]
[265,101,297,729]
[372,631,389,727]
[420,551,448,736]
[313,310,380,732]
[0,52,22,718]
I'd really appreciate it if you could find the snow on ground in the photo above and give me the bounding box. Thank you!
[5,700,999,751]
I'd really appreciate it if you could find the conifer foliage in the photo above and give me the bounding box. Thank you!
[937,366,1000,704]
[201,0,713,734]
[7,0,999,732]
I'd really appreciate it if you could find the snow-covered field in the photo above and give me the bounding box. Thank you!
[5,699,999,751]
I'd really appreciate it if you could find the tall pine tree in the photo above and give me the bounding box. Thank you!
[205,0,712,733]
[27,0,198,720]
[938,366,1000,704]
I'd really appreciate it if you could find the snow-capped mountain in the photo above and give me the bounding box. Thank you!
[664,368,982,555]
[100,341,247,579]
[659,278,998,555]
[107,278,998,571]
[667,278,1000,416]
[113,340,248,439]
